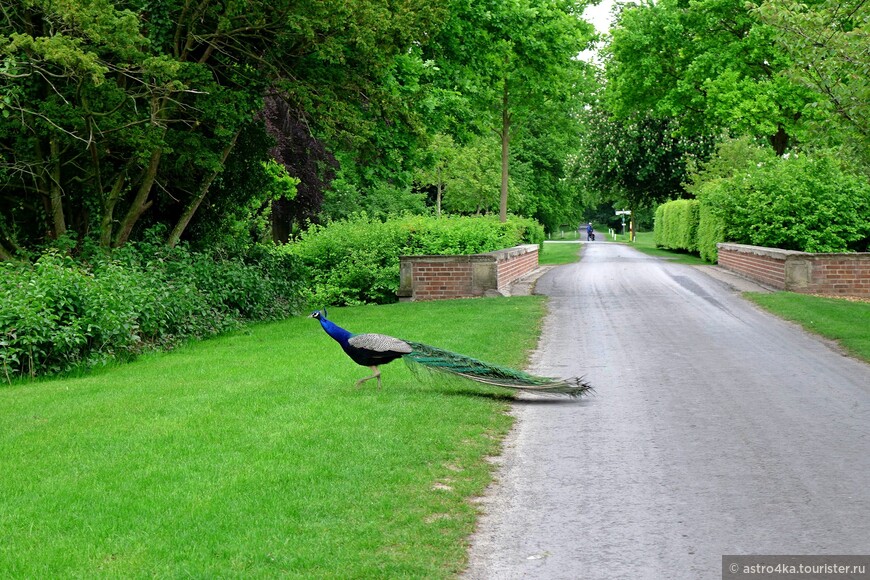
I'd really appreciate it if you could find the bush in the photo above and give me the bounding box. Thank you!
[697,197,726,263]
[0,242,304,381]
[287,214,545,307]
[711,154,870,253]
[653,199,700,252]
[662,142,870,262]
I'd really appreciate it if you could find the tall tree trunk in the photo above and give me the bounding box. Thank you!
[114,148,162,247]
[100,172,126,248]
[48,137,66,239]
[271,199,291,244]
[0,241,13,261]
[0,219,23,261]
[167,131,240,248]
[499,78,510,223]
[770,125,789,156]
[436,166,442,218]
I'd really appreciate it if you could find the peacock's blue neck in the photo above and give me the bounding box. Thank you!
[319,317,353,346]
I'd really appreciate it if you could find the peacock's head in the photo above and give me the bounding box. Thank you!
[308,309,328,320]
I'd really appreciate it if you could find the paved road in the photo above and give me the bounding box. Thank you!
[463,241,870,579]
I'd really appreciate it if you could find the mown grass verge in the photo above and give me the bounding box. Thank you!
[0,297,548,577]
[744,292,870,363]
[539,241,581,265]
[613,231,709,266]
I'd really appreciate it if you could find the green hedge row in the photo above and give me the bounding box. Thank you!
[655,150,870,262]
[653,199,700,253]
[0,242,303,381]
[701,154,870,256]
[286,213,545,307]
[1,214,545,380]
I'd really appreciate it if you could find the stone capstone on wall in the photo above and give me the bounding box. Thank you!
[717,243,870,298]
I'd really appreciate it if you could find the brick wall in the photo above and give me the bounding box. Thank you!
[496,248,540,291]
[717,243,870,298]
[406,258,477,301]
[398,244,539,301]
[717,245,789,289]
[803,254,870,296]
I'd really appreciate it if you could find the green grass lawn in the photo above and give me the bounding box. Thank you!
[539,241,581,265]
[0,297,549,577]
[612,231,709,266]
[545,228,581,241]
[744,292,870,363]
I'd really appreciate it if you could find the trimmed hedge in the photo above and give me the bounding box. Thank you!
[286,214,545,307]
[697,199,726,263]
[1,214,546,381]
[0,243,303,381]
[653,199,700,253]
[656,149,870,263]
[706,155,870,253]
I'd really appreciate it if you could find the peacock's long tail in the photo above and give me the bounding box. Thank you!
[402,340,592,398]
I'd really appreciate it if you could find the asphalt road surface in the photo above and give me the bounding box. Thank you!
[463,241,870,579]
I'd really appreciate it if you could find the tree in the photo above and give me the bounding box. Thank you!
[441,135,516,215]
[424,0,595,221]
[576,98,715,211]
[755,0,870,169]
[0,0,448,256]
[262,97,337,242]
[414,133,458,218]
[512,92,593,232]
[604,0,817,154]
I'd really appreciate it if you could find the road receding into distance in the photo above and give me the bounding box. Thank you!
[464,240,870,579]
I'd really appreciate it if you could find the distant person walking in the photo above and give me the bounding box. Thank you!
[586,223,595,241]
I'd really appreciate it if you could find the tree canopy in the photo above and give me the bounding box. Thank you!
[584,0,868,216]
[2,0,866,259]
[0,0,447,255]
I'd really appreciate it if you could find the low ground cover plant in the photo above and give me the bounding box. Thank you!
[0,240,303,381]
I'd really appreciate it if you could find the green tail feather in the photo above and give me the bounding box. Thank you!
[402,340,592,398]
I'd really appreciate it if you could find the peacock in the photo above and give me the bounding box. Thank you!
[309,309,592,398]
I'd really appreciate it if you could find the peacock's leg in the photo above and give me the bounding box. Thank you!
[355,366,381,389]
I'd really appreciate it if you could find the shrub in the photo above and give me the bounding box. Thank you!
[287,214,545,307]
[712,154,870,253]
[653,199,700,252]
[697,196,726,263]
[0,242,304,381]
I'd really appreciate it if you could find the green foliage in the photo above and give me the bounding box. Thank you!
[287,214,544,307]
[421,0,595,220]
[576,100,715,211]
[441,136,513,215]
[755,0,869,170]
[653,199,700,252]
[663,140,870,261]
[702,152,870,252]
[322,177,429,223]
[686,138,769,262]
[697,200,726,263]
[0,241,303,380]
[605,0,816,151]
[0,0,450,252]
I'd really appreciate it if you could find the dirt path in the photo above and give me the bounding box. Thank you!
[463,241,870,579]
